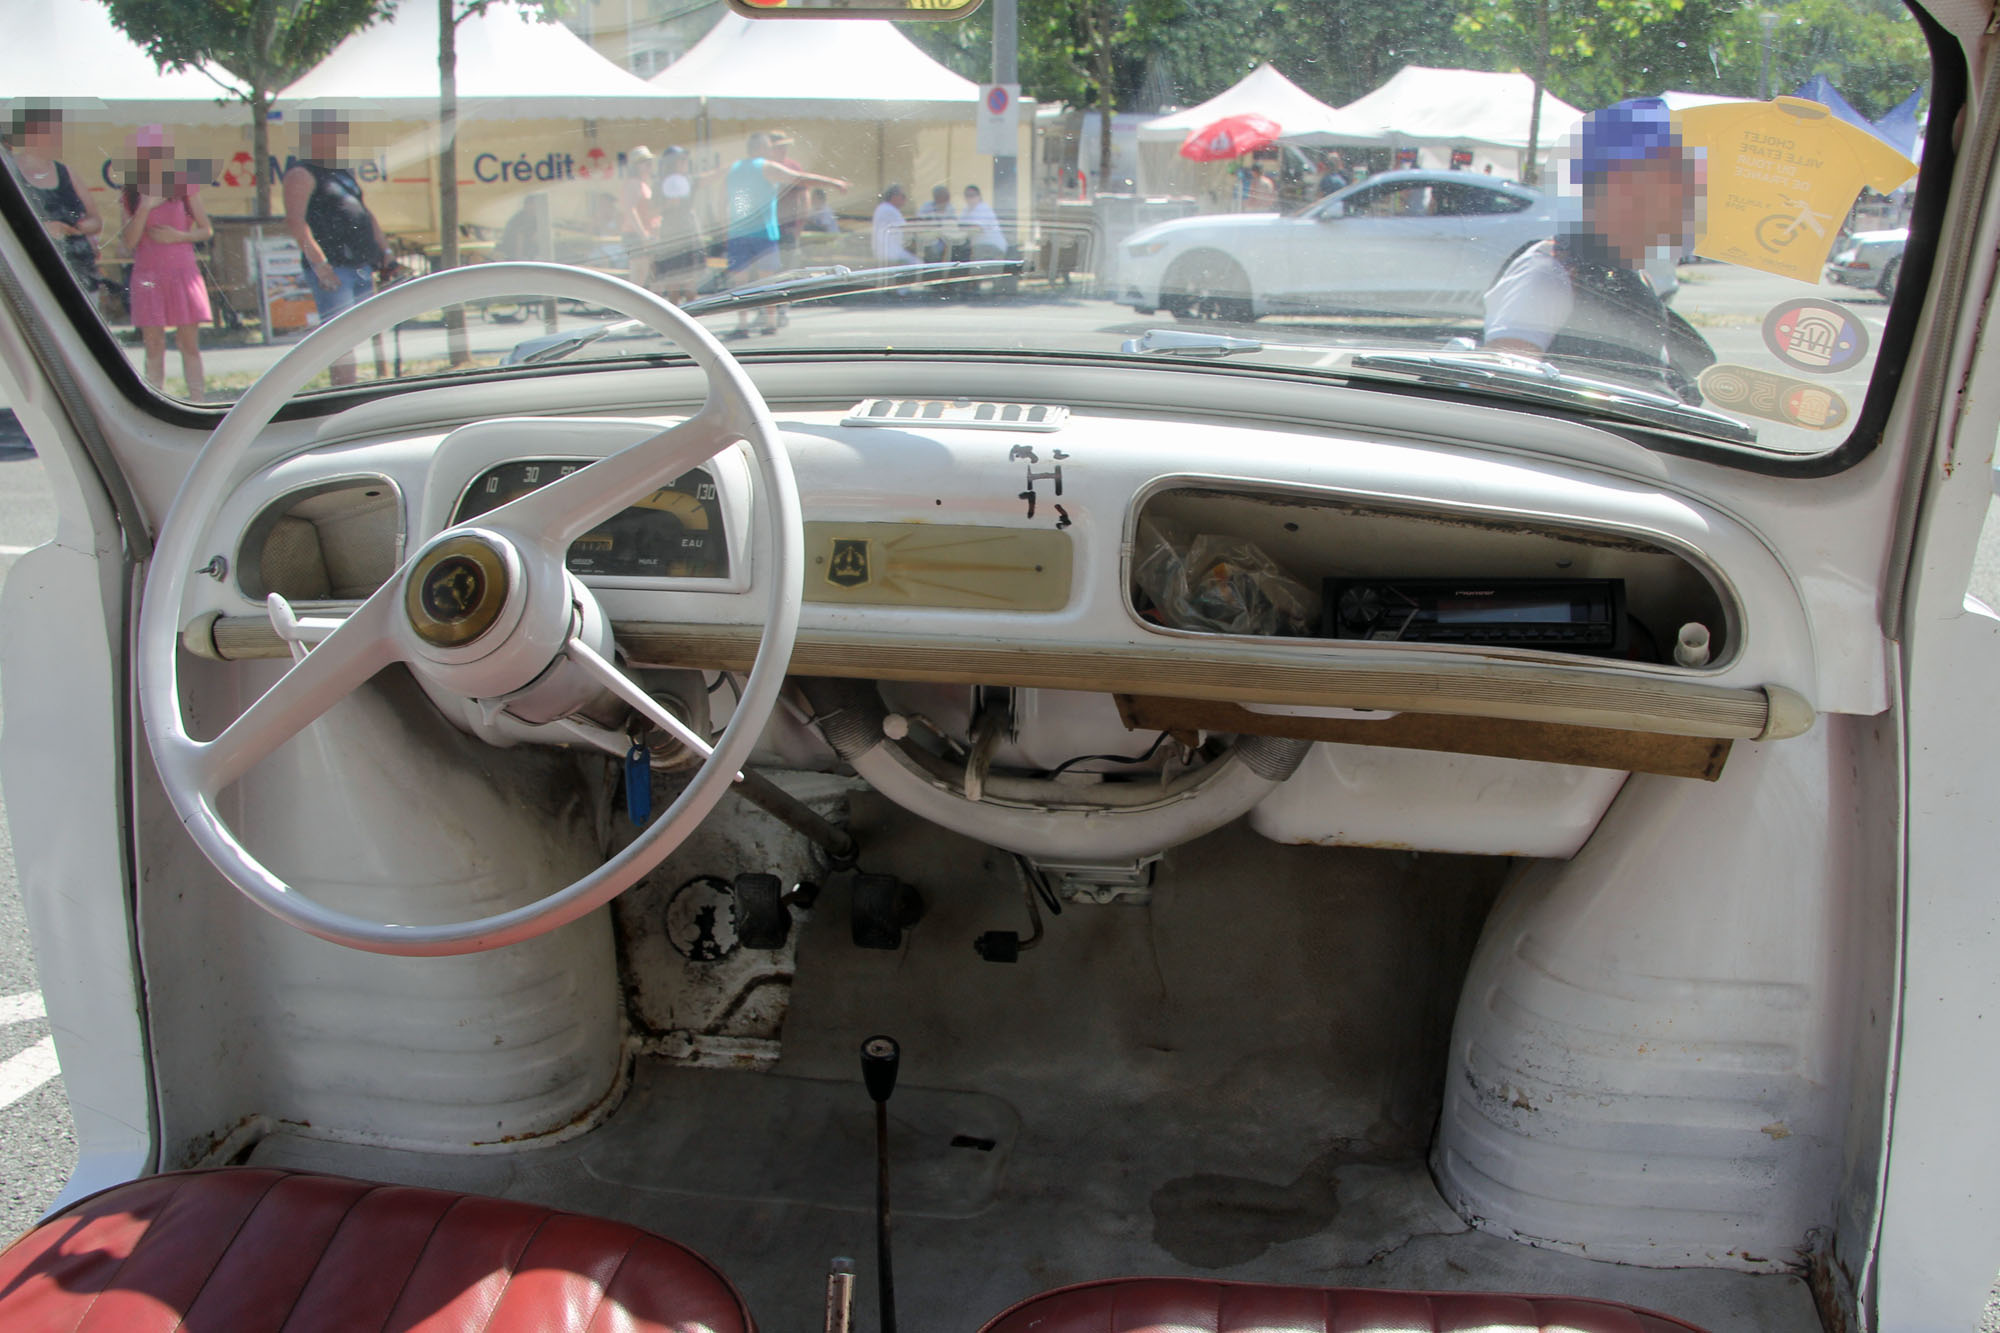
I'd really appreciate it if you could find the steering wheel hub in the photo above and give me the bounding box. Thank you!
[406,532,513,648]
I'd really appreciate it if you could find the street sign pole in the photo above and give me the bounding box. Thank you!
[992,0,1019,243]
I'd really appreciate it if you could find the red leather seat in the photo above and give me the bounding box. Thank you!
[975,1276,1711,1332]
[0,1167,754,1333]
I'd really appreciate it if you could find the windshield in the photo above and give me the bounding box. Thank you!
[4,0,1936,461]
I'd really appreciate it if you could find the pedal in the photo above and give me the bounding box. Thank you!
[733,873,790,950]
[851,873,925,950]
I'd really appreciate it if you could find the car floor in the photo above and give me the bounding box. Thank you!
[251,802,1822,1333]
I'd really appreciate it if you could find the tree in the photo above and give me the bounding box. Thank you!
[102,0,392,217]
[1454,0,1694,181]
[1711,0,1927,119]
[435,1,566,364]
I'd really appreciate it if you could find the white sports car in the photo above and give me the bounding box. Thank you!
[1119,169,1560,321]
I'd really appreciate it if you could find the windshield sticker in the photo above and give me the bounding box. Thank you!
[1675,97,1917,283]
[1762,299,1871,373]
[1699,365,1850,430]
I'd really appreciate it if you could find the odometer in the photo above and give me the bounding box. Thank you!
[452,459,729,580]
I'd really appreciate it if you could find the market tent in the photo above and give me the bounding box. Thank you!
[647,15,992,247]
[281,1,675,117]
[1659,91,1752,112]
[1871,89,1924,159]
[1790,74,1882,143]
[650,15,980,119]
[4,0,241,125]
[1293,66,1584,153]
[1136,65,1355,144]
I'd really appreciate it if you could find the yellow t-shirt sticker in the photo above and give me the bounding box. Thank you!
[1677,96,1917,283]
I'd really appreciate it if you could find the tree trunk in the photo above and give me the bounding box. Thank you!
[438,0,468,365]
[1522,0,1548,187]
[251,90,272,218]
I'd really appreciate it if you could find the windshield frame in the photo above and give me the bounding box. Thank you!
[0,2,1960,478]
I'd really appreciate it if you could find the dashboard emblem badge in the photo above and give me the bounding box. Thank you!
[405,533,512,648]
[827,538,872,588]
[421,555,485,623]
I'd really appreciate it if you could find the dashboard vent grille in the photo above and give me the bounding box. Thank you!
[843,399,1069,432]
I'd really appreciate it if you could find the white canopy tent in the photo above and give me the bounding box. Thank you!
[1136,65,1354,144]
[281,1,675,117]
[1295,66,1585,155]
[4,0,242,125]
[647,15,981,119]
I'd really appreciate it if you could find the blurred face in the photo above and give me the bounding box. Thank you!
[306,121,348,160]
[1592,152,1702,265]
[20,117,61,154]
[964,187,980,205]
[932,187,950,206]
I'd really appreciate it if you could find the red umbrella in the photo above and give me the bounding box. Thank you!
[1180,113,1283,162]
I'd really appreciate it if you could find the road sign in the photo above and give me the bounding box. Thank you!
[978,84,1021,156]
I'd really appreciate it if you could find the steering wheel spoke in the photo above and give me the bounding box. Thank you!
[565,635,735,777]
[184,586,403,795]
[478,407,738,548]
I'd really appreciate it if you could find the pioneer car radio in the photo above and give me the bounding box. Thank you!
[1324,578,1627,654]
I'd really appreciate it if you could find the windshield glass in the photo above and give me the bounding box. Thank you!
[4,0,1935,459]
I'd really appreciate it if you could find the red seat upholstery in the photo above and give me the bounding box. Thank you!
[975,1276,1711,1333]
[0,1167,754,1333]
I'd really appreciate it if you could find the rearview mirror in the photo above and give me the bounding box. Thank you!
[729,0,984,18]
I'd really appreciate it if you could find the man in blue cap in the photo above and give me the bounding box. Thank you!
[1482,98,1713,401]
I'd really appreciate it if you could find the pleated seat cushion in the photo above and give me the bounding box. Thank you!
[0,1167,754,1333]
[975,1276,1711,1332]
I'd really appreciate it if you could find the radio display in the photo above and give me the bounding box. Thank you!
[1327,578,1627,654]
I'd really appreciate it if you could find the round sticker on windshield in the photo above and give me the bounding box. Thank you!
[1762,300,1869,374]
[1699,364,1849,430]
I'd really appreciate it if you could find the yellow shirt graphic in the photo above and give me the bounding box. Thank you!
[1676,96,1917,283]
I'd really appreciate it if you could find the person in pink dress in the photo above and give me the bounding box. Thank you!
[120,126,212,401]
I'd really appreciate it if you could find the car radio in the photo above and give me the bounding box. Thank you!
[1323,578,1627,654]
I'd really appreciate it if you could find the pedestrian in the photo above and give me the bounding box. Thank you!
[619,145,658,288]
[766,132,808,266]
[916,183,956,261]
[1316,153,1348,197]
[654,146,704,304]
[283,110,388,386]
[721,131,847,335]
[1482,98,1712,402]
[872,184,920,266]
[120,125,211,401]
[1243,160,1279,212]
[4,105,104,296]
[959,184,1006,259]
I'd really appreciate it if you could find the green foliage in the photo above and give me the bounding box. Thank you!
[100,0,393,100]
[1711,0,1927,119]
[907,0,1922,127]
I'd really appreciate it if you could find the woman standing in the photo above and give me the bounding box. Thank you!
[283,110,386,387]
[120,126,211,401]
[6,107,104,294]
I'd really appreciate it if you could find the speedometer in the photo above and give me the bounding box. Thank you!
[452,459,729,579]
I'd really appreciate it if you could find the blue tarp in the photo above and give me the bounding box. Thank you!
[1791,74,1882,140]
[1872,89,1924,159]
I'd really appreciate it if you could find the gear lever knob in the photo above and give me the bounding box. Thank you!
[861,1034,900,1104]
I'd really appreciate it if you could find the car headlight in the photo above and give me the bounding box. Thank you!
[1126,238,1170,258]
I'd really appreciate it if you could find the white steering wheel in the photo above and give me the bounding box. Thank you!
[137,263,803,956]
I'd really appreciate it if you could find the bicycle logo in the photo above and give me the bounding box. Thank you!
[1754,194,1833,254]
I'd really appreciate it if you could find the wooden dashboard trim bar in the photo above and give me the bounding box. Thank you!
[1117,695,1733,780]
[205,616,1776,740]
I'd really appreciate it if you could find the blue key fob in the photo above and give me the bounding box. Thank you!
[624,743,653,825]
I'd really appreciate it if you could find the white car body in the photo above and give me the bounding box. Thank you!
[0,6,1995,1333]
[1118,170,1559,319]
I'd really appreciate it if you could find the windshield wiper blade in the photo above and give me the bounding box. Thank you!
[1347,349,1757,444]
[1121,328,1264,356]
[509,259,1023,367]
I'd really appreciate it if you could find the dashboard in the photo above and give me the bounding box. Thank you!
[187,390,1821,779]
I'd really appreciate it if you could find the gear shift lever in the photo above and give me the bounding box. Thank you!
[861,1035,900,1333]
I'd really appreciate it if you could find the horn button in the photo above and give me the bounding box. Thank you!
[406,533,513,648]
